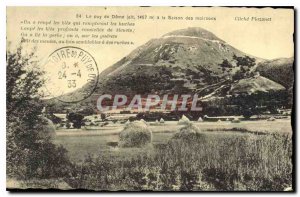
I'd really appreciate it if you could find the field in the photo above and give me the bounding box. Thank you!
[51,119,293,191]
[54,119,292,163]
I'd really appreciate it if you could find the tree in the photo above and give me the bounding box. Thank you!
[219,59,233,68]
[7,44,70,179]
[232,55,256,80]
[232,69,244,81]
[67,112,84,129]
[101,113,106,121]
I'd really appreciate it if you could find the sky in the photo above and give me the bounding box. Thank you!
[7,7,294,70]
[6,7,294,96]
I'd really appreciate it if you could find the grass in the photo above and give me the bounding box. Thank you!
[54,133,174,162]
[51,120,293,191]
[54,128,292,191]
[54,120,292,163]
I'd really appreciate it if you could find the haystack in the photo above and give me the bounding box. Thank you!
[178,115,190,125]
[39,116,56,139]
[231,117,241,123]
[140,119,148,125]
[267,117,276,121]
[173,122,200,139]
[119,120,152,148]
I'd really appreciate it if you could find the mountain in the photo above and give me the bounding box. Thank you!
[229,75,285,95]
[81,27,256,95]
[256,57,294,90]
[52,27,292,109]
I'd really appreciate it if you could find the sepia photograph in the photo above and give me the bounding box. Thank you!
[6,6,294,192]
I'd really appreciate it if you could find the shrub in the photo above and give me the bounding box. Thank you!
[38,117,56,139]
[6,44,71,181]
[119,121,152,148]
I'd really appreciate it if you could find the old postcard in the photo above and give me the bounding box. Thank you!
[6,6,294,191]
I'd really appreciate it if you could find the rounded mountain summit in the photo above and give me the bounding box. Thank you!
[56,27,293,103]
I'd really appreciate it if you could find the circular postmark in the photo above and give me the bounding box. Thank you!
[44,46,99,103]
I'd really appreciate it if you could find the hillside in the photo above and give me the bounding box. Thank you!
[49,27,292,112]
[229,75,285,95]
[256,57,294,90]
[82,27,254,95]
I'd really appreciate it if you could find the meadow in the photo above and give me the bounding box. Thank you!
[54,119,292,162]
[53,119,293,191]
